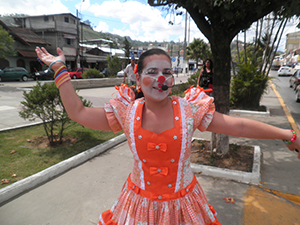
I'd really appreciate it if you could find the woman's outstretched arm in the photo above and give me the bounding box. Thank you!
[35,47,111,131]
[197,68,203,86]
[207,112,300,158]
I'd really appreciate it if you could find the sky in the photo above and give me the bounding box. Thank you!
[0,0,299,52]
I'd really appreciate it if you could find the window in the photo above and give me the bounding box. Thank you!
[64,17,69,23]
[65,38,72,45]
[44,16,49,22]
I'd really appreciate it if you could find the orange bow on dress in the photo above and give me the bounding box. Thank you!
[149,167,169,176]
[147,143,167,152]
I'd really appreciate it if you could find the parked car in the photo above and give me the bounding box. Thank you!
[101,68,110,77]
[117,70,125,77]
[295,85,300,103]
[289,70,300,90]
[0,67,29,82]
[277,66,293,76]
[33,69,54,80]
[69,68,88,79]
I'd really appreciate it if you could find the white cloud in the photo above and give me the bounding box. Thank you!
[80,0,194,42]
[0,0,70,16]
[2,0,298,52]
[94,21,109,32]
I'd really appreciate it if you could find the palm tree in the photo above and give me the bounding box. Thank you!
[186,38,212,66]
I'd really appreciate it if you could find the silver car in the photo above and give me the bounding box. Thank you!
[289,70,300,90]
[117,70,124,77]
[277,66,292,76]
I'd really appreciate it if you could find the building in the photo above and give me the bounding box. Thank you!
[12,13,79,70]
[0,20,51,73]
[1,14,128,73]
[286,31,300,54]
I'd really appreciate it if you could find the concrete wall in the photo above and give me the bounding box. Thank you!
[71,78,123,89]
[42,77,124,89]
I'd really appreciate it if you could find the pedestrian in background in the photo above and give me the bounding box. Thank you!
[123,56,136,86]
[197,59,214,89]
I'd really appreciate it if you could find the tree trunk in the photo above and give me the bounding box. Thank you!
[244,30,247,64]
[210,30,232,155]
[236,33,240,64]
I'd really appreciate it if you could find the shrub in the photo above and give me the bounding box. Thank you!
[230,64,271,110]
[187,70,200,85]
[81,68,104,79]
[19,81,92,145]
[107,55,121,76]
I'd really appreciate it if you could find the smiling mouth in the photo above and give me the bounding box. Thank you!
[153,87,163,92]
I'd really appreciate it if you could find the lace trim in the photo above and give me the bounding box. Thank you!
[129,100,145,190]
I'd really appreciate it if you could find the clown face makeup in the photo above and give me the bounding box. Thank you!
[139,58,174,101]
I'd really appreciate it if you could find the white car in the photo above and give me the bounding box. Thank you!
[117,70,124,77]
[277,66,293,76]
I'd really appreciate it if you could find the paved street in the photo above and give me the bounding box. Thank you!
[0,73,300,224]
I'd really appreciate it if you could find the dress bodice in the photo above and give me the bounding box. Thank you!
[131,97,192,195]
[104,85,215,198]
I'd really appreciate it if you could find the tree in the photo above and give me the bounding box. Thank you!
[186,38,212,66]
[148,0,300,155]
[19,81,92,145]
[107,55,121,76]
[0,25,15,59]
[123,37,132,65]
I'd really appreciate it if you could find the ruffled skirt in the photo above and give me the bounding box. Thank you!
[99,176,221,225]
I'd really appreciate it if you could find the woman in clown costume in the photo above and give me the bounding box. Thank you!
[35,47,300,225]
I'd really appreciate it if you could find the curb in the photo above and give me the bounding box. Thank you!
[0,133,127,205]
[191,137,262,185]
[0,121,44,133]
[230,106,270,116]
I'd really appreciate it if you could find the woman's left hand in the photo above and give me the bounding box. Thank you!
[285,137,300,159]
[35,47,66,72]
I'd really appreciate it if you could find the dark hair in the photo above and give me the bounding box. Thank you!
[203,59,213,70]
[137,48,171,74]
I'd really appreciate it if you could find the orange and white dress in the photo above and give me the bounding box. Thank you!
[100,85,221,225]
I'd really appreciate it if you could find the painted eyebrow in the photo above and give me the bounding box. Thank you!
[145,67,172,70]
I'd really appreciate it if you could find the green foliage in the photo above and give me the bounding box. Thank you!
[19,81,92,145]
[187,38,212,64]
[81,68,104,78]
[123,37,132,64]
[230,64,271,109]
[107,55,121,76]
[0,25,15,59]
[0,122,122,188]
[187,70,200,86]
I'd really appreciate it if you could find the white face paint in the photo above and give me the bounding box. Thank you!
[140,58,174,102]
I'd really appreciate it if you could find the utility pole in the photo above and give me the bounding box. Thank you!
[76,9,80,68]
[183,10,188,75]
[183,10,187,60]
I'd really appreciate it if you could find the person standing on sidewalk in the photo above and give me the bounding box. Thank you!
[197,59,214,89]
[35,46,300,225]
[122,56,136,86]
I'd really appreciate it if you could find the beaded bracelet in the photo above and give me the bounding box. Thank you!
[49,60,66,71]
[282,130,297,145]
[54,65,71,88]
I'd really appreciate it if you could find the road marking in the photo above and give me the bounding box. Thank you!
[0,106,15,111]
[244,186,300,224]
[269,80,300,136]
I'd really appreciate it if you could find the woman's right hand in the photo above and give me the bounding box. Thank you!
[35,47,66,72]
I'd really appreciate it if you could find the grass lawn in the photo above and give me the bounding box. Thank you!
[0,121,123,189]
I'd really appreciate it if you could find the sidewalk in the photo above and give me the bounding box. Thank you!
[0,83,300,225]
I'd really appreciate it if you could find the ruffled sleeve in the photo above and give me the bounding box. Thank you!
[184,85,215,131]
[104,84,136,133]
